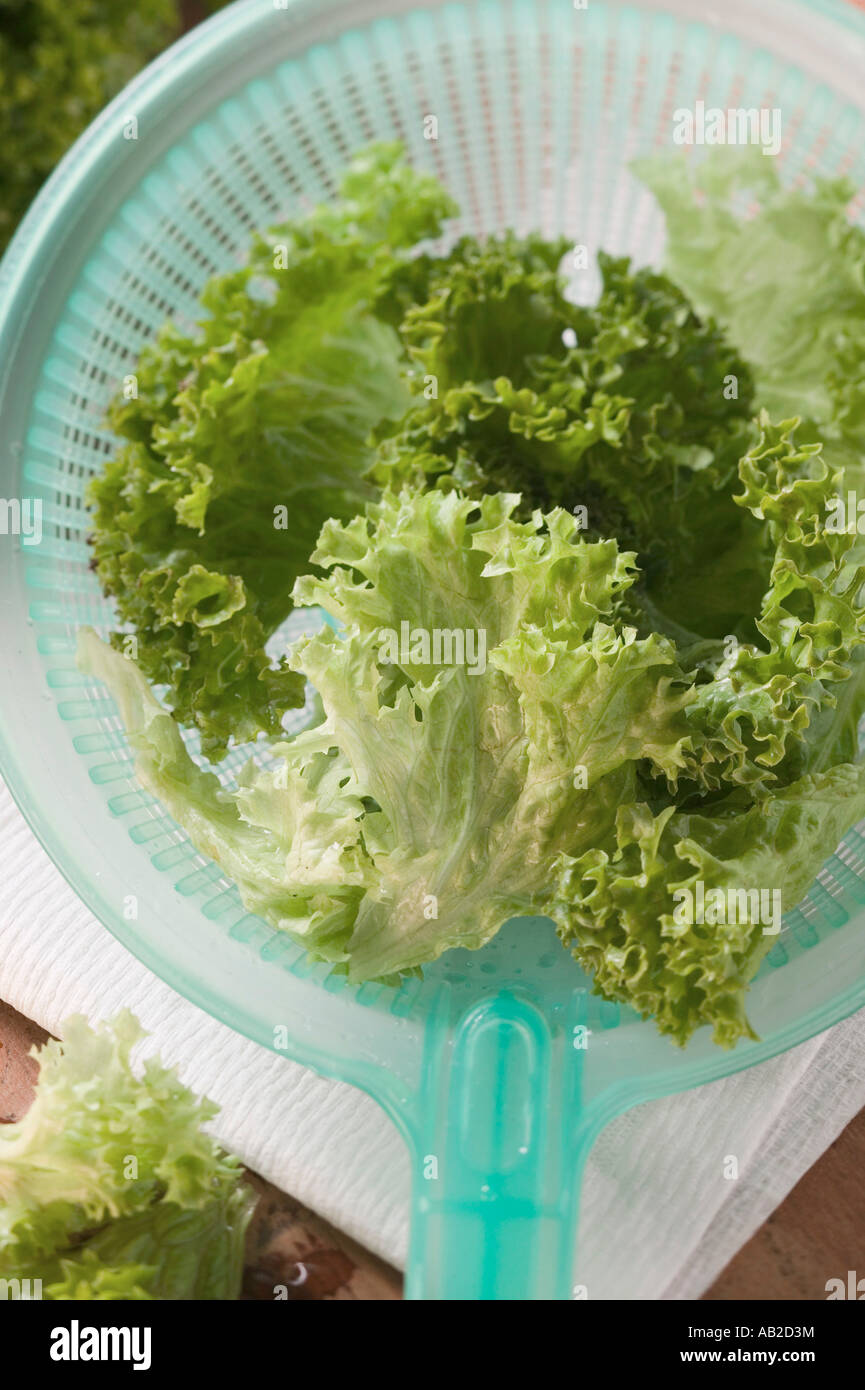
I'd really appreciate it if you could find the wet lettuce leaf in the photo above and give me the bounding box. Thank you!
[79,489,696,979]
[371,248,763,641]
[88,143,456,759]
[635,149,865,491]
[0,1013,252,1299]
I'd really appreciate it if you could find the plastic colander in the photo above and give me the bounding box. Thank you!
[3,0,865,1302]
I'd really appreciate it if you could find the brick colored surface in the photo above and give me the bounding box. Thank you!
[0,1000,47,1123]
[242,1172,401,1300]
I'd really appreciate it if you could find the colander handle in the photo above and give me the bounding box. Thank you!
[404,987,593,1300]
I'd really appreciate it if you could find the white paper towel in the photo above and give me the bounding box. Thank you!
[2,774,864,1299]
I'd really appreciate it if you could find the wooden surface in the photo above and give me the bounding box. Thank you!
[2,996,863,1300]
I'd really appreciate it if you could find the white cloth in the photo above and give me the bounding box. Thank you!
[2,774,863,1299]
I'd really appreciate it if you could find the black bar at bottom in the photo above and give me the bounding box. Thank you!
[1,1294,856,1374]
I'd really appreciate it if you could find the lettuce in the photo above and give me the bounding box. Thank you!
[635,149,865,490]
[80,408,865,1041]
[88,144,457,759]
[554,762,865,1047]
[0,0,191,252]
[81,146,865,1046]
[79,489,697,978]
[89,169,755,756]
[0,1013,252,1299]
[678,416,865,794]
[372,249,762,640]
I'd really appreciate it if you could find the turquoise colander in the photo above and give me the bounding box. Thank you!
[3,0,865,1302]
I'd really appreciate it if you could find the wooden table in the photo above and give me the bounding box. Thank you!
[3,996,863,1300]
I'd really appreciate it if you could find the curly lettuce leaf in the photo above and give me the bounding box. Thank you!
[394,229,575,390]
[80,489,697,980]
[14,1200,248,1301]
[635,149,865,489]
[0,1012,252,1298]
[675,416,865,793]
[555,761,865,1047]
[40,1254,157,1301]
[89,143,457,759]
[288,491,697,978]
[372,251,761,639]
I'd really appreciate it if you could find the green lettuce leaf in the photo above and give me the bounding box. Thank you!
[88,143,456,759]
[0,1012,252,1299]
[675,416,865,793]
[16,1200,247,1301]
[634,149,865,488]
[554,761,865,1047]
[371,250,762,640]
[394,229,575,391]
[40,1253,157,1301]
[79,489,696,980]
[0,0,187,252]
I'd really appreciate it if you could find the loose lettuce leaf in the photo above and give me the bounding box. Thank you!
[39,1253,157,1301]
[80,489,697,980]
[555,761,865,1047]
[635,149,865,489]
[88,143,456,759]
[676,416,865,793]
[11,1202,247,1301]
[372,250,762,639]
[0,1012,252,1299]
[79,467,865,1032]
